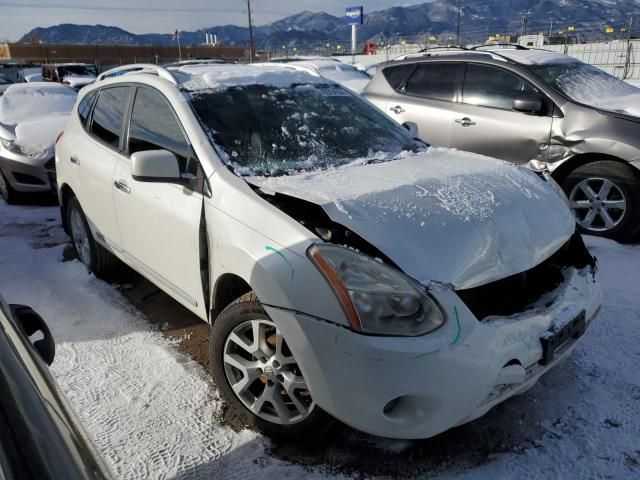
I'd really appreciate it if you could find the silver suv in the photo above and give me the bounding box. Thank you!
[363,46,640,241]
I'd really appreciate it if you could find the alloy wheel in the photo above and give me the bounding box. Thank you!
[69,207,92,265]
[569,177,627,232]
[223,319,314,425]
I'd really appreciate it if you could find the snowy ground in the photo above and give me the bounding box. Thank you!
[0,200,638,479]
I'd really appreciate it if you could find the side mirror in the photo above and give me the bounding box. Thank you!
[513,93,543,114]
[403,121,419,137]
[10,305,55,366]
[131,149,181,182]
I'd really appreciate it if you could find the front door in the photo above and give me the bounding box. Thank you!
[450,63,553,164]
[386,62,464,147]
[113,86,207,319]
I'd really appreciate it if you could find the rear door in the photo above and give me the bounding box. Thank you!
[113,86,207,318]
[450,63,553,164]
[385,62,464,147]
[73,86,131,251]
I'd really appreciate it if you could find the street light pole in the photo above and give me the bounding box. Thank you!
[456,0,462,46]
[246,0,255,63]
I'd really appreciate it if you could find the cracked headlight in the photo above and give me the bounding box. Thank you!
[0,137,23,155]
[308,244,445,336]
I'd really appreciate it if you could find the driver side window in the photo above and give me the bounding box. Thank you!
[128,87,192,173]
[462,64,537,110]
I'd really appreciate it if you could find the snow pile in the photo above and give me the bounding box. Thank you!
[0,82,76,125]
[181,64,325,91]
[0,201,345,480]
[14,113,69,160]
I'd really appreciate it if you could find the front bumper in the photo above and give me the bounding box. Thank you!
[0,153,54,193]
[266,267,601,439]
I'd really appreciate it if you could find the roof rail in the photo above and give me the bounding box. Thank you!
[417,46,468,53]
[470,44,529,51]
[96,64,179,84]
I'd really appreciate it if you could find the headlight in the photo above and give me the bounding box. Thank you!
[0,137,23,155]
[308,244,445,336]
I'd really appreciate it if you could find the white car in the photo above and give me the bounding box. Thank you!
[56,63,601,440]
[0,82,76,203]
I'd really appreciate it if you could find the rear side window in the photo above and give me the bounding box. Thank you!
[405,63,461,101]
[77,91,96,127]
[462,64,537,110]
[382,64,415,90]
[89,87,130,148]
[128,87,190,170]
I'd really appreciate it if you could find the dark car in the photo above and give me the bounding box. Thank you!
[0,294,111,480]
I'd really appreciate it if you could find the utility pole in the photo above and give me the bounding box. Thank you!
[456,0,462,45]
[246,0,255,63]
[521,10,531,38]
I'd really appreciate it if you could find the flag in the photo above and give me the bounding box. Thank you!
[171,29,179,41]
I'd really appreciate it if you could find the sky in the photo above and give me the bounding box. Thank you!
[0,1,419,41]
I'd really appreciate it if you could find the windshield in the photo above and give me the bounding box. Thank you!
[317,63,371,82]
[528,61,639,108]
[60,65,97,77]
[189,84,423,177]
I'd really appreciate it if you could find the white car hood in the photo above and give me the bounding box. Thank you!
[13,113,69,161]
[250,149,575,289]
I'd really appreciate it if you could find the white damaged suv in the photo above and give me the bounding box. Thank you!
[56,63,601,440]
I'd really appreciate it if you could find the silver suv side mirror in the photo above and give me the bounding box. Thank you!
[131,149,181,182]
[513,93,543,114]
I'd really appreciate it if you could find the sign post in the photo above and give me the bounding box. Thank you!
[344,6,363,64]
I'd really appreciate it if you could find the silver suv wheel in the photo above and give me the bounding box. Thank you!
[223,319,314,425]
[569,177,627,232]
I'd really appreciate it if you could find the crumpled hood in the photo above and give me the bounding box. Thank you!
[249,148,576,289]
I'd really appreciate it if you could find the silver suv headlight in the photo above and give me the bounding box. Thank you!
[0,137,23,155]
[308,244,445,336]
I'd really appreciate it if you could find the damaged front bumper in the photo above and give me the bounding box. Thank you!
[266,266,601,439]
[0,152,54,193]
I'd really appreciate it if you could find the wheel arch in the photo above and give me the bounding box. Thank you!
[551,153,638,184]
[59,183,77,235]
[211,273,252,320]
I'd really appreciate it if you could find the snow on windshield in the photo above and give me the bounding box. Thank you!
[0,83,77,125]
[189,83,423,177]
[181,65,325,91]
[528,61,640,115]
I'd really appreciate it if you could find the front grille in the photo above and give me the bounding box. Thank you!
[12,172,46,185]
[457,233,596,321]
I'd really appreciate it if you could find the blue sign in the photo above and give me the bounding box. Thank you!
[344,6,363,25]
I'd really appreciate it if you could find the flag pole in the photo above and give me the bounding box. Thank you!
[177,31,182,61]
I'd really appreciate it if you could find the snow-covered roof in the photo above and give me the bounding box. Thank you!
[0,82,77,126]
[178,63,326,91]
[491,49,576,65]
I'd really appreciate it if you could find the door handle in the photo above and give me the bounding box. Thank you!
[114,180,130,194]
[70,156,80,165]
[390,105,405,114]
[455,117,476,127]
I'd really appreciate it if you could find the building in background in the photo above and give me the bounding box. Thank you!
[0,43,246,70]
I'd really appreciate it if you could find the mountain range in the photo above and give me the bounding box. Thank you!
[18,1,640,48]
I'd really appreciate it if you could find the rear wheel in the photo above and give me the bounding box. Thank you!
[66,197,117,276]
[0,169,18,204]
[562,160,640,242]
[210,292,334,440]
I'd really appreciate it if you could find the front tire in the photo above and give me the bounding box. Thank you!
[210,292,333,440]
[0,169,19,204]
[66,197,117,276]
[562,160,640,242]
